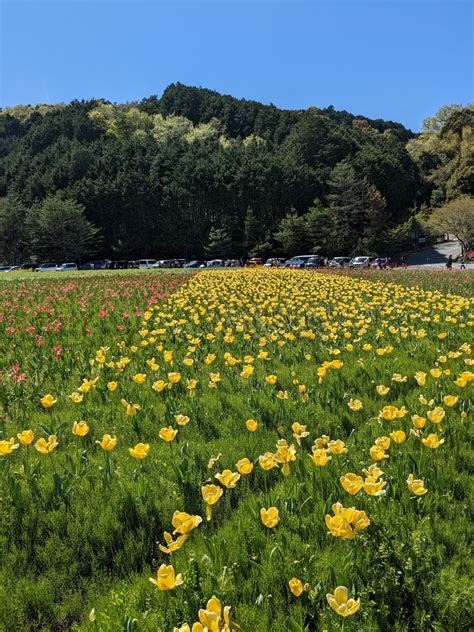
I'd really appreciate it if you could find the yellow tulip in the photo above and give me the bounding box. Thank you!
[376,385,390,396]
[291,422,309,445]
[159,426,178,443]
[197,596,231,631]
[72,421,89,437]
[149,564,183,590]
[159,531,188,554]
[240,365,254,379]
[120,399,140,416]
[258,452,277,470]
[427,407,445,424]
[35,435,58,454]
[168,372,181,384]
[260,506,280,528]
[17,429,34,446]
[175,414,190,426]
[363,476,386,496]
[443,395,458,407]
[375,436,391,450]
[340,473,364,495]
[328,439,347,455]
[265,374,278,385]
[289,578,304,597]
[347,398,363,411]
[40,394,57,409]
[389,430,406,444]
[406,473,428,495]
[421,433,445,449]
[236,457,253,475]
[326,586,361,617]
[0,437,20,455]
[171,511,202,534]
[69,392,84,404]
[414,371,427,386]
[128,442,150,460]
[107,381,118,392]
[132,373,147,385]
[310,448,331,467]
[152,380,167,392]
[201,484,224,520]
[96,434,117,451]
[215,469,241,488]
[412,414,427,429]
[245,418,258,432]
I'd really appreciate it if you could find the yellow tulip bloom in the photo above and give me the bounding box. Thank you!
[389,430,406,444]
[421,433,445,449]
[72,421,89,437]
[406,473,428,495]
[427,407,445,424]
[310,448,331,467]
[412,414,427,429]
[40,394,57,409]
[35,435,58,454]
[375,436,391,450]
[326,586,361,617]
[0,437,20,455]
[159,426,178,443]
[236,457,254,475]
[258,452,277,470]
[171,511,202,535]
[245,418,258,432]
[363,476,386,496]
[328,439,347,455]
[376,385,390,396]
[128,442,150,460]
[289,578,304,597]
[107,381,118,392]
[443,395,458,407]
[265,374,278,385]
[291,422,309,445]
[347,398,363,411]
[158,531,188,554]
[340,473,364,495]
[17,429,34,446]
[120,399,140,416]
[96,434,117,451]
[175,414,190,426]
[201,484,224,520]
[260,506,280,528]
[152,380,167,392]
[69,392,84,404]
[132,373,147,385]
[149,564,183,590]
[215,469,241,488]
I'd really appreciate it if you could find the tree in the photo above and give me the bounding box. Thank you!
[305,202,337,255]
[426,196,474,253]
[274,213,310,257]
[0,195,30,263]
[327,161,368,254]
[204,226,233,259]
[28,195,100,262]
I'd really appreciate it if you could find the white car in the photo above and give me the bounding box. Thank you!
[0,266,19,273]
[137,259,157,269]
[57,263,78,272]
[329,257,352,268]
[350,256,374,269]
[207,259,226,267]
[35,263,59,272]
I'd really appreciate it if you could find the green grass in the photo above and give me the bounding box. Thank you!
[0,269,472,631]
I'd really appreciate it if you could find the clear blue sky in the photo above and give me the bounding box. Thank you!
[1,0,472,130]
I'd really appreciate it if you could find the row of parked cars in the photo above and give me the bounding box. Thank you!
[0,255,390,274]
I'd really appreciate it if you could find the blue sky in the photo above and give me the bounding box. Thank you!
[1,0,472,130]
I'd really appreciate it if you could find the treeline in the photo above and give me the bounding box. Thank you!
[0,83,472,263]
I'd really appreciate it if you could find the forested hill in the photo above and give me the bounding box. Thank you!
[0,84,472,263]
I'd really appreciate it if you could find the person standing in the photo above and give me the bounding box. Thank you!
[446,254,453,270]
[459,254,466,270]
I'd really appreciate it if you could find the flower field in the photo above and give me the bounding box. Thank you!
[0,269,472,631]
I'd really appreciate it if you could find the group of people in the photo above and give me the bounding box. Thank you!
[446,254,466,270]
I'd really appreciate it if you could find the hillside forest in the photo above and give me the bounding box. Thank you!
[0,84,472,262]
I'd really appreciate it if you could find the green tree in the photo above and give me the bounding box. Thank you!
[28,195,100,262]
[204,226,233,259]
[274,213,310,257]
[426,196,474,253]
[305,202,337,255]
[0,195,31,263]
[327,161,368,254]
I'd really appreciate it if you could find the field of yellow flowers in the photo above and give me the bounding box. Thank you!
[0,269,472,631]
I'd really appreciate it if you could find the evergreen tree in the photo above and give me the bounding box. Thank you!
[204,226,233,259]
[0,195,31,263]
[28,195,100,262]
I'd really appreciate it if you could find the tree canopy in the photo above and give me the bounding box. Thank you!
[0,85,472,263]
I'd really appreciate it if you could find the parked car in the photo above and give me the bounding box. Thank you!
[350,256,375,269]
[184,260,205,268]
[109,260,129,269]
[246,258,263,267]
[57,263,78,272]
[128,261,140,269]
[370,257,390,269]
[19,263,37,270]
[264,258,285,267]
[35,263,58,272]
[329,257,352,268]
[305,256,323,268]
[137,259,157,269]
[225,259,241,267]
[0,265,19,273]
[207,259,226,267]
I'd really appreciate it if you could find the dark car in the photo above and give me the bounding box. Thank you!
[110,260,129,270]
[184,260,205,268]
[305,256,323,268]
